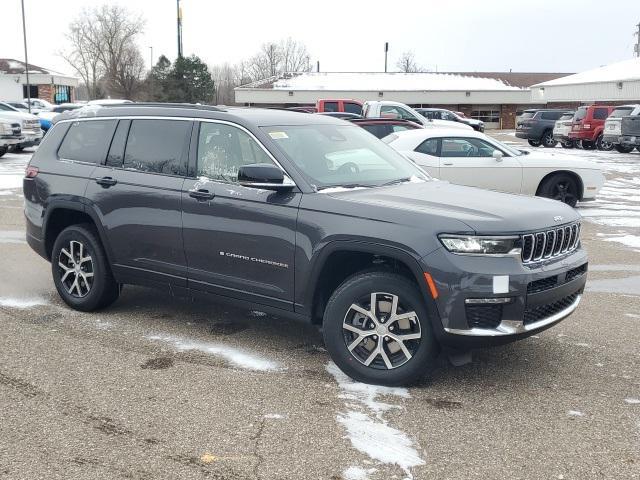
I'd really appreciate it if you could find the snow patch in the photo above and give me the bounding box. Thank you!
[264,413,285,419]
[343,465,378,480]
[625,313,640,319]
[0,230,25,244]
[568,410,585,417]
[0,297,48,308]
[249,310,267,317]
[624,398,640,405]
[146,334,281,371]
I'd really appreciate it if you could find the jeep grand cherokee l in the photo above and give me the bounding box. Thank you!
[24,104,589,386]
[516,109,572,147]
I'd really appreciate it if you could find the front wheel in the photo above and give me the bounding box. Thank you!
[538,173,580,207]
[560,140,575,149]
[596,134,614,151]
[322,271,437,386]
[51,224,120,311]
[527,139,541,147]
[580,140,596,150]
[541,130,557,148]
[0,145,7,158]
[614,144,634,153]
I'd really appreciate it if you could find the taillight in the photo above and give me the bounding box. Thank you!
[583,124,591,129]
[25,166,39,178]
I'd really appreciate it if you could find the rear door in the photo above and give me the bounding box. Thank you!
[85,118,192,286]
[436,136,523,193]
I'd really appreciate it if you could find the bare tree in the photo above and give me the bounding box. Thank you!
[246,38,312,81]
[108,45,146,99]
[396,51,422,73]
[280,37,311,73]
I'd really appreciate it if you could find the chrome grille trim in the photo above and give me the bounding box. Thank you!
[521,222,581,265]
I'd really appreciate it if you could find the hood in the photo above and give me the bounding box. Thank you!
[324,180,580,234]
[425,119,472,130]
[518,150,601,170]
[466,118,483,125]
[0,111,39,122]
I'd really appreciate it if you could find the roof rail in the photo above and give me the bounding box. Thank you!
[99,102,225,112]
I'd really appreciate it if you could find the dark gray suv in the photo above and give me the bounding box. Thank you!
[23,104,588,385]
[516,109,572,147]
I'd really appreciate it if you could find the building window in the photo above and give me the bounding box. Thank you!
[22,85,38,99]
[470,109,500,123]
[54,85,72,104]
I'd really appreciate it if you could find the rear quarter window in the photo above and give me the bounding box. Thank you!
[57,120,117,164]
[540,111,564,120]
[593,108,609,120]
[343,102,362,115]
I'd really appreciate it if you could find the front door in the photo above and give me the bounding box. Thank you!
[85,118,192,286]
[181,121,301,310]
[436,136,523,193]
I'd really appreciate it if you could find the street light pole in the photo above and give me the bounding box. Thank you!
[177,0,183,58]
[21,0,31,113]
[384,42,389,73]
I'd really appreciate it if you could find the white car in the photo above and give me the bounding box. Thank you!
[0,102,43,151]
[363,100,472,130]
[383,128,604,207]
[23,98,55,112]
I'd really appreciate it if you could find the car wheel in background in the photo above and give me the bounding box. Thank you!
[580,140,596,150]
[322,270,437,386]
[596,134,614,151]
[528,139,541,147]
[541,130,557,148]
[637,146,640,153]
[0,145,7,158]
[560,140,574,149]
[538,173,579,208]
[614,144,634,154]
[11,145,24,153]
[51,223,120,312]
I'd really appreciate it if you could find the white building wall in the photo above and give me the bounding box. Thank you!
[531,80,640,103]
[0,76,23,100]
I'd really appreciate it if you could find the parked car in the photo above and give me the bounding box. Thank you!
[25,104,589,386]
[552,112,576,149]
[23,98,54,112]
[603,104,640,153]
[363,101,472,130]
[316,112,362,120]
[0,119,22,157]
[416,108,484,132]
[620,115,640,152]
[37,103,83,132]
[384,128,604,207]
[0,101,43,151]
[316,99,363,115]
[568,105,616,151]
[351,118,422,139]
[516,109,573,147]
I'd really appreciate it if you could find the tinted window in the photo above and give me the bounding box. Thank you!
[323,102,339,112]
[593,108,609,120]
[415,138,439,156]
[0,103,17,111]
[197,122,275,182]
[419,110,437,120]
[106,120,130,167]
[540,111,564,120]
[380,105,420,122]
[610,107,633,117]
[123,120,190,175]
[360,124,391,139]
[58,120,117,163]
[440,137,498,158]
[343,102,362,115]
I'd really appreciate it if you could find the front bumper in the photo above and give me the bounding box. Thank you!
[553,133,571,143]
[0,135,21,146]
[421,246,588,347]
[18,132,42,148]
[620,135,640,146]
[602,134,621,144]
[515,129,532,140]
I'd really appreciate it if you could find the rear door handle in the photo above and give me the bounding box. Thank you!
[443,162,454,166]
[95,176,117,187]
[188,188,215,201]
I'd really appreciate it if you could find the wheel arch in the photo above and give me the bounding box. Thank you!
[535,170,584,200]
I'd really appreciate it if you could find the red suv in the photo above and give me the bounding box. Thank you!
[569,105,616,150]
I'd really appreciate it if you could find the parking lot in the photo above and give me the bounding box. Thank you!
[1,134,639,480]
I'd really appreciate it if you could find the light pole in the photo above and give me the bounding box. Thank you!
[21,0,31,112]
[177,0,183,58]
[384,42,389,73]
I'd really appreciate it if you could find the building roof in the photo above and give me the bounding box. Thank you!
[532,58,640,87]
[239,71,572,92]
[0,58,64,75]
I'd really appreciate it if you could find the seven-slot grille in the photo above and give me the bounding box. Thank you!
[521,222,580,264]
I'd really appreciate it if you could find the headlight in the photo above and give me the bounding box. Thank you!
[439,235,521,255]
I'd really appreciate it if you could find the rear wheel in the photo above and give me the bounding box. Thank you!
[0,145,7,158]
[541,130,557,148]
[538,173,580,207]
[323,271,437,386]
[527,139,541,147]
[637,146,640,153]
[12,145,24,153]
[51,224,120,311]
[614,144,634,153]
[560,140,575,149]
[596,133,613,151]
[580,140,596,150]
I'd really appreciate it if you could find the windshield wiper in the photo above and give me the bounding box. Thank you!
[317,183,374,191]
[380,177,412,187]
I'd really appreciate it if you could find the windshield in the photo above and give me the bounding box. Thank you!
[261,124,429,190]
[574,107,587,121]
[610,107,633,118]
[0,103,19,112]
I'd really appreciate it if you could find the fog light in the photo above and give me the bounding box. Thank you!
[465,297,513,305]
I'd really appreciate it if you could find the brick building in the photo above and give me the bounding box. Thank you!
[235,71,571,129]
[0,59,79,104]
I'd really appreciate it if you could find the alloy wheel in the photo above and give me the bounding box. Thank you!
[342,292,421,370]
[57,240,94,298]
[552,180,577,205]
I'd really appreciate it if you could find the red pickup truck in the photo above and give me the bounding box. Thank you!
[569,105,616,150]
[316,99,362,115]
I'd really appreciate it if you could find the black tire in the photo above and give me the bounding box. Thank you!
[0,145,7,158]
[51,223,120,312]
[322,270,438,386]
[580,140,596,150]
[538,173,580,207]
[637,146,640,153]
[527,139,541,147]
[541,130,557,148]
[595,133,614,151]
[560,140,574,149]
[12,145,24,153]
[612,144,634,153]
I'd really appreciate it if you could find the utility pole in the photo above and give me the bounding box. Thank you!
[21,0,31,113]
[149,46,153,69]
[384,42,389,73]
[635,22,640,58]
[177,0,183,58]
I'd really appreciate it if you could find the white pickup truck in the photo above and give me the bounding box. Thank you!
[362,100,472,130]
[0,119,22,157]
[0,101,43,152]
[603,104,640,153]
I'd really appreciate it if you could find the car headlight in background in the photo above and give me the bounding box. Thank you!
[439,235,521,255]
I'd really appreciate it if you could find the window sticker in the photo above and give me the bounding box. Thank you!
[268,131,289,140]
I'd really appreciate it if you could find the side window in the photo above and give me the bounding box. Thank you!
[392,124,411,132]
[415,138,439,156]
[343,102,362,115]
[58,120,117,164]
[323,101,339,112]
[123,119,190,175]
[397,107,420,122]
[106,120,130,167]
[421,111,435,120]
[440,137,497,158]
[593,108,609,120]
[197,122,276,183]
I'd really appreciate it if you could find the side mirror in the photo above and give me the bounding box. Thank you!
[492,150,504,162]
[238,163,293,191]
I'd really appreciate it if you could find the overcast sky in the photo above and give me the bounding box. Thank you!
[1,0,639,77]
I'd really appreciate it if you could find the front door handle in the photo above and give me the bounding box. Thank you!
[443,162,453,166]
[95,176,117,187]
[188,188,215,201]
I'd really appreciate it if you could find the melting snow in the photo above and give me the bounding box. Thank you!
[0,297,48,308]
[343,466,378,480]
[264,413,285,419]
[145,334,281,371]
[624,398,640,405]
[327,362,424,479]
[0,230,25,244]
[568,410,585,417]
